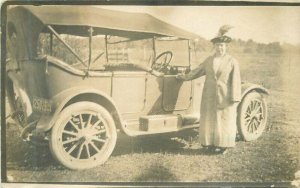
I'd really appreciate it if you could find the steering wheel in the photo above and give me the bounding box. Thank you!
[153,51,173,71]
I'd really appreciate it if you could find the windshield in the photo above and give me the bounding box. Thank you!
[155,39,189,67]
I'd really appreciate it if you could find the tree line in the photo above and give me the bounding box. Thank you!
[193,38,300,54]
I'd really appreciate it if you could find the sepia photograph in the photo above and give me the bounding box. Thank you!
[1,2,300,187]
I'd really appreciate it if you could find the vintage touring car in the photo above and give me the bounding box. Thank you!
[6,5,269,169]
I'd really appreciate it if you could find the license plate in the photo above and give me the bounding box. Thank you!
[32,96,52,113]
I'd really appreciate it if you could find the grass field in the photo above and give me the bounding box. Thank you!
[4,52,300,183]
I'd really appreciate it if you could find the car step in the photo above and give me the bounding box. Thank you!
[181,114,200,125]
[139,114,199,132]
[139,114,181,132]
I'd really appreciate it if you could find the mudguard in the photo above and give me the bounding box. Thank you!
[241,82,269,98]
[35,87,128,134]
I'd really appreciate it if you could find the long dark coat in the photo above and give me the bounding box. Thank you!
[181,54,241,147]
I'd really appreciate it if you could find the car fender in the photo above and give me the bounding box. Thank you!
[35,87,128,134]
[241,82,269,99]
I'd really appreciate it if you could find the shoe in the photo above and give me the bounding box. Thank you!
[201,145,214,153]
[214,147,228,155]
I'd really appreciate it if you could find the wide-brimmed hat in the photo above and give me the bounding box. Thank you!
[211,35,232,43]
[211,25,233,44]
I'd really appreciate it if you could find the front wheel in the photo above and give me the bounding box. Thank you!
[49,102,117,170]
[237,92,268,141]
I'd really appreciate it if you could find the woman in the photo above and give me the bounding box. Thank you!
[176,26,241,154]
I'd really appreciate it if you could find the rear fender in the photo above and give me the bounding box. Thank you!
[36,87,127,134]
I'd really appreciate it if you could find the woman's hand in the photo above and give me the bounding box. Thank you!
[151,70,164,77]
[157,72,164,77]
[176,74,185,81]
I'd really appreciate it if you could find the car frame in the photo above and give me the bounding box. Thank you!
[6,5,269,170]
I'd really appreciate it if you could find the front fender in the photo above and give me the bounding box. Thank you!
[241,82,269,99]
[35,87,125,133]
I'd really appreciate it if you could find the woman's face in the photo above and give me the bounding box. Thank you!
[215,43,227,56]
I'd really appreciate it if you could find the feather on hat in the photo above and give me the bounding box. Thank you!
[211,25,233,43]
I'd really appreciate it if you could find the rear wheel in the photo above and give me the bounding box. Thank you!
[237,92,267,141]
[50,102,117,170]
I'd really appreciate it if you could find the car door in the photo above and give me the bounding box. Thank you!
[162,75,192,111]
[155,39,192,112]
[111,71,147,114]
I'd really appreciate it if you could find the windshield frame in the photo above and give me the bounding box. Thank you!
[153,37,191,68]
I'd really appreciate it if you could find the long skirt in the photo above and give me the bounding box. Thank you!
[198,103,238,148]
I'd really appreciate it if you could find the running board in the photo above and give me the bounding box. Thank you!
[122,114,200,136]
[140,114,181,132]
[125,123,199,136]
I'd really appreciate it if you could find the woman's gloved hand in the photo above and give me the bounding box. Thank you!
[176,74,185,81]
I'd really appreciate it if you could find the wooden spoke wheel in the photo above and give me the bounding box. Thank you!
[50,102,117,170]
[237,92,268,141]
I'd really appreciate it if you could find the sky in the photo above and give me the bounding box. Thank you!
[99,6,300,45]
